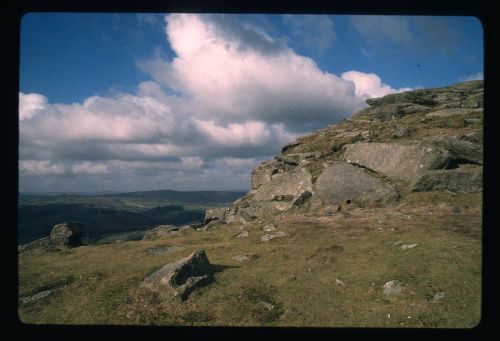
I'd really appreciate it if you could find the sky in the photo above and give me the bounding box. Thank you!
[18,13,484,193]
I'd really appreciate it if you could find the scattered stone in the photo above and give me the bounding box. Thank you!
[263,223,276,232]
[142,225,180,240]
[19,287,66,305]
[393,240,403,245]
[49,222,84,247]
[401,244,418,250]
[335,278,345,286]
[430,292,445,303]
[260,301,274,311]
[140,250,214,301]
[383,280,403,295]
[235,230,249,238]
[232,255,250,262]
[261,231,288,242]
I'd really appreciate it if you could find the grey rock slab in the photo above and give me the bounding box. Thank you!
[261,231,288,242]
[343,142,449,182]
[410,168,482,193]
[313,162,399,206]
[423,136,483,165]
[140,250,214,301]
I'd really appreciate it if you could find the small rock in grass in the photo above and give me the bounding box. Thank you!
[260,301,274,311]
[401,244,418,250]
[383,280,403,295]
[232,255,249,262]
[263,223,276,232]
[261,231,288,242]
[235,230,249,238]
[335,278,345,286]
[430,292,445,303]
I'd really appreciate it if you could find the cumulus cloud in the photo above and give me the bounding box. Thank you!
[459,72,483,82]
[140,13,365,131]
[341,71,412,100]
[19,13,409,192]
[19,93,48,120]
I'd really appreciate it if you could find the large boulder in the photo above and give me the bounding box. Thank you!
[410,168,483,193]
[49,222,84,247]
[313,162,399,207]
[140,250,214,301]
[423,136,483,165]
[343,142,449,182]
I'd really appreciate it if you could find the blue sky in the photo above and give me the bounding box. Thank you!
[18,13,483,192]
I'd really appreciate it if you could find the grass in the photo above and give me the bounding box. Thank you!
[18,192,482,327]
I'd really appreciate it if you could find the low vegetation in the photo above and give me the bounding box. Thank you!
[18,192,481,327]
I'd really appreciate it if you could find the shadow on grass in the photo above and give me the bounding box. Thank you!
[210,264,240,274]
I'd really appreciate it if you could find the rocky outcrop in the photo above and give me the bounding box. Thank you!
[204,207,231,225]
[312,162,399,207]
[343,142,449,182]
[49,222,84,247]
[202,80,483,226]
[140,250,214,301]
[410,167,483,193]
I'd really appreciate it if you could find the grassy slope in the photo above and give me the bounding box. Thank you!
[18,192,482,328]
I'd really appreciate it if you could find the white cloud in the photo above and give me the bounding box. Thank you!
[72,161,109,175]
[19,93,47,120]
[19,14,410,192]
[141,14,365,129]
[19,160,65,175]
[459,72,483,82]
[341,71,412,100]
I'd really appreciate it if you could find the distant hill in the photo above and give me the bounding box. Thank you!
[102,189,246,203]
[18,189,245,244]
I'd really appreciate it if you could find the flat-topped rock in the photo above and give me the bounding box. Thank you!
[343,142,449,182]
[313,162,399,207]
